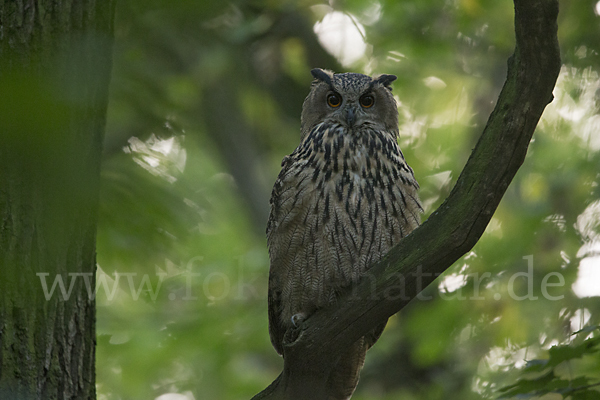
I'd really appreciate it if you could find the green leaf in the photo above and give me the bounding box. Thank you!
[522,359,550,373]
[570,389,600,400]
[548,337,600,368]
[497,371,555,398]
[573,325,600,336]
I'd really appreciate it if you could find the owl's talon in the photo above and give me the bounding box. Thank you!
[291,313,305,327]
[283,314,305,345]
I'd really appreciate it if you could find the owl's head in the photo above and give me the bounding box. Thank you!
[301,68,398,138]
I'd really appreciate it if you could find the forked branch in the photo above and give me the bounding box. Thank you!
[252,0,560,398]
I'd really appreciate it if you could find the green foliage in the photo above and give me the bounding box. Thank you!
[497,327,600,399]
[95,0,600,399]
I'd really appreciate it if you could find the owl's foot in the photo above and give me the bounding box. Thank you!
[291,313,306,327]
[283,313,306,345]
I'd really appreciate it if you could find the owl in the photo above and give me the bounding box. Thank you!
[266,68,422,399]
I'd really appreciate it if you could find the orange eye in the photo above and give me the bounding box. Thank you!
[327,93,342,108]
[360,95,374,108]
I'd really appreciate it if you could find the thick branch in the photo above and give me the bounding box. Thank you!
[253,0,560,398]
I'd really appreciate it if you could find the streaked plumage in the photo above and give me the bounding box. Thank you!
[267,69,422,399]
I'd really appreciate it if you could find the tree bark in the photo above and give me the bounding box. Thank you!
[0,1,115,399]
[252,0,561,398]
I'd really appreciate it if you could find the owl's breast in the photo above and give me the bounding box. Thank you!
[267,123,422,326]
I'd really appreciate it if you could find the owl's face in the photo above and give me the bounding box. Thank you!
[300,69,399,138]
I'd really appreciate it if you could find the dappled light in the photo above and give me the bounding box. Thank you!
[126,134,187,183]
[313,10,367,66]
[80,0,600,398]
[573,199,600,298]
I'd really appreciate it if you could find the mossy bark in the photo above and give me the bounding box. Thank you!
[252,0,561,398]
[0,1,115,398]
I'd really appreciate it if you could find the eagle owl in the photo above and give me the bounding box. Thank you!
[266,69,422,399]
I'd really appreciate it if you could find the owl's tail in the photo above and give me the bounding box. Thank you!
[326,321,387,400]
[326,337,368,400]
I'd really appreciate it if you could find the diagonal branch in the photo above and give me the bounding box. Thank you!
[252,0,560,398]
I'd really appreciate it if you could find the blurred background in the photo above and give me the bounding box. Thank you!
[95,0,600,399]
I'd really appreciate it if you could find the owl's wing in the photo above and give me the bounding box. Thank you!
[267,151,323,355]
[266,155,296,355]
[267,273,284,355]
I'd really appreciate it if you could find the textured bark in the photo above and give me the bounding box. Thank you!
[0,1,115,399]
[252,0,561,398]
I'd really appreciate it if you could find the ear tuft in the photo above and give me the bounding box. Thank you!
[310,68,334,86]
[374,74,397,90]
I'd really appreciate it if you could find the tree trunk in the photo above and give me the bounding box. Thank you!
[0,1,115,399]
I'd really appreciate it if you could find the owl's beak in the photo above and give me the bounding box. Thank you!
[345,106,356,127]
